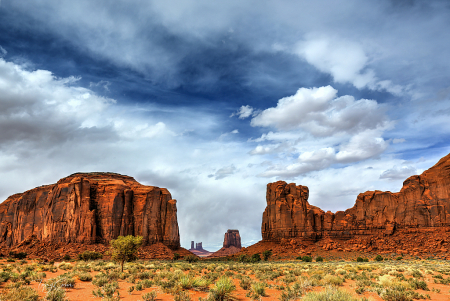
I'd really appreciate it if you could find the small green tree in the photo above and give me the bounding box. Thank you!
[262,250,272,261]
[374,254,383,262]
[250,253,261,263]
[110,235,143,272]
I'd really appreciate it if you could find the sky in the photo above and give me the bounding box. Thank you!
[1,0,450,251]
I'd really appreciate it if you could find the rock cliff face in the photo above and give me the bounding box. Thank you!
[223,229,241,248]
[262,152,450,242]
[0,172,180,249]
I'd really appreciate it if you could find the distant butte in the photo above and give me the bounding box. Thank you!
[189,241,212,257]
[208,229,242,258]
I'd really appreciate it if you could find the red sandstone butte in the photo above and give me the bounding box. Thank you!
[0,172,180,249]
[262,152,450,242]
[223,229,242,248]
[208,229,242,258]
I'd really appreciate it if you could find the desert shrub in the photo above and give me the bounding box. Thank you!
[303,286,365,301]
[45,276,75,291]
[410,269,423,278]
[9,251,27,259]
[62,254,71,261]
[238,254,250,263]
[58,262,72,270]
[239,277,252,290]
[93,274,109,287]
[92,281,120,300]
[77,250,103,261]
[45,287,68,301]
[76,272,92,281]
[184,254,199,263]
[300,256,312,262]
[251,253,261,263]
[279,282,303,301]
[396,256,403,261]
[323,274,344,286]
[173,253,181,260]
[207,277,236,301]
[357,257,364,262]
[408,278,428,290]
[193,277,211,291]
[247,282,267,299]
[0,286,40,301]
[379,288,412,301]
[262,250,273,261]
[0,270,11,282]
[142,291,158,301]
[375,255,384,261]
[315,256,324,262]
[174,290,191,301]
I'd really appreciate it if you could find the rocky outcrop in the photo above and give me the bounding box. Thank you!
[189,241,212,257]
[262,152,450,242]
[208,229,242,258]
[0,172,180,249]
[223,229,241,248]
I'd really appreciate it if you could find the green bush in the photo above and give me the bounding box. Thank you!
[9,251,27,259]
[208,277,236,300]
[315,256,324,262]
[184,254,199,263]
[173,253,181,260]
[357,257,364,262]
[248,282,267,299]
[375,255,384,261]
[262,250,272,261]
[301,256,312,262]
[238,254,250,263]
[251,253,261,263]
[77,250,103,261]
[396,256,403,260]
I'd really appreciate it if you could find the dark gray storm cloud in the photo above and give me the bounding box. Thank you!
[1,0,450,249]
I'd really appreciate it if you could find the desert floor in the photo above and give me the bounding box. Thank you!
[1,254,450,301]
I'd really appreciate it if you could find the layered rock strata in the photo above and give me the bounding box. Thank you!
[0,172,180,249]
[262,152,450,242]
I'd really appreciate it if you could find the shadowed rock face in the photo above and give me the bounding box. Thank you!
[262,152,450,242]
[223,229,241,248]
[0,172,180,249]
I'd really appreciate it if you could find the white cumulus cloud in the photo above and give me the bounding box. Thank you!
[294,36,404,94]
[251,85,389,136]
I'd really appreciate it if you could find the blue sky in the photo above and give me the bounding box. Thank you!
[1,0,450,251]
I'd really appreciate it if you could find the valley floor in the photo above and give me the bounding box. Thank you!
[1,255,450,300]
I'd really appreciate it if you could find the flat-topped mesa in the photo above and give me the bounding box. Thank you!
[262,152,450,242]
[0,172,180,249]
[223,229,242,248]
